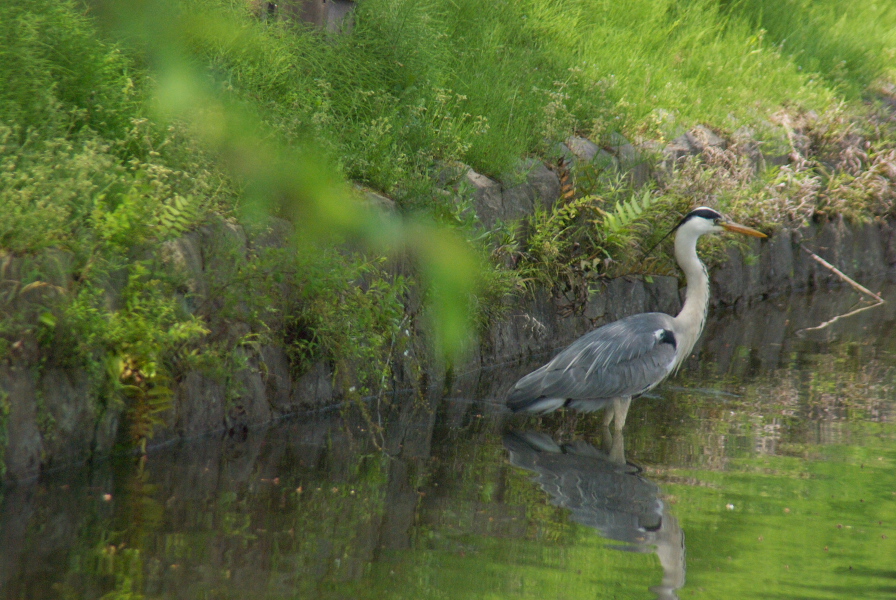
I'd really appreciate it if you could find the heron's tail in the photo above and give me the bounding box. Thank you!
[506,389,566,414]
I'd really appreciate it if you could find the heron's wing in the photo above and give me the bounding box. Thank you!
[508,313,677,411]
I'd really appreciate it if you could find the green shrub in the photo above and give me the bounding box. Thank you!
[0,0,142,141]
[284,247,408,395]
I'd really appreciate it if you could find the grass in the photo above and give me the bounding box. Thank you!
[723,0,896,99]
[180,0,831,190]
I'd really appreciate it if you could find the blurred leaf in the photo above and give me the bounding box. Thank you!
[94,0,481,360]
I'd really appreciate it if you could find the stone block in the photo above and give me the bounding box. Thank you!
[854,222,886,276]
[251,216,294,250]
[276,0,355,31]
[462,168,504,229]
[607,132,651,187]
[689,125,726,151]
[665,126,726,168]
[645,275,682,316]
[711,245,751,306]
[565,136,603,163]
[758,228,795,296]
[0,363,42,481]
[161,231,205,298]
[583,284,609,321]
[503,159,561,210]
[261,344,294,413]
[292,360,334,409]
[362,189,397,213]
[229,361,271,430]
[39,368,96,469]
[174,371,225,438]
[604,277,647,322]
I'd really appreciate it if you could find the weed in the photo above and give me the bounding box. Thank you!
[284,248,408,397]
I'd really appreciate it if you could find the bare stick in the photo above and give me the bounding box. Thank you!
[796,244,886,335]
[797,301,884,334]
[800,245,885,303]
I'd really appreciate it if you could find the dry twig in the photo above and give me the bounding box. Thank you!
[797,245,885,334]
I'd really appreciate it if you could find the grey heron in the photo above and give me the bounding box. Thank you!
[506,207,766,428]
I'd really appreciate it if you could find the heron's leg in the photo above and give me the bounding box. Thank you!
[602,401,616,428]
[607,428,625,464]
[613,397,632,431]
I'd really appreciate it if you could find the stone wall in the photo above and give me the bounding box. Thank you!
[3,131,896,482]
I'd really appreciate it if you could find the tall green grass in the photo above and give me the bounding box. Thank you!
[723,0,896,98]
[0,1,144,142]
[188,0,896,196]
[6,0,893,240]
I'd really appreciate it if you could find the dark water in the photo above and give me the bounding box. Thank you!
[3,285,896,599]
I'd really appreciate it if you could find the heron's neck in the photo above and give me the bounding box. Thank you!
[672,231,710,363]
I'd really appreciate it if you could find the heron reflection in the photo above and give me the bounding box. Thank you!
[504,430,684,600]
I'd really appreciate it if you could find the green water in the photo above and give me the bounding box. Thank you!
[2,286,896,599]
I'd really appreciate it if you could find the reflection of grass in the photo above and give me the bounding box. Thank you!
[666,438,896,600]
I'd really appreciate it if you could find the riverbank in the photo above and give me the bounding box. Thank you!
[3,0,896,482]
[4,181,896,481]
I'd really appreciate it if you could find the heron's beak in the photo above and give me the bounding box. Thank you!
[721,222,767,238]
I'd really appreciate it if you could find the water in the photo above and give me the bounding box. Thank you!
[3,285,896,599]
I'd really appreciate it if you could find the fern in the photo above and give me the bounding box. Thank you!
[602,187,659,234]
[155,194,201,239]
[527,194,597,261]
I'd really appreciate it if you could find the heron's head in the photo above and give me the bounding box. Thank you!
[676,207,766,239]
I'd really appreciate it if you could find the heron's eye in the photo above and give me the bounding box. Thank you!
[714,218,722,225]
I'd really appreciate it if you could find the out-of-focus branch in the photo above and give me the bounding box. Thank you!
[92,0,481,359]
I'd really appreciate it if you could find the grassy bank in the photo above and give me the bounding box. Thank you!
[2,0,896,463]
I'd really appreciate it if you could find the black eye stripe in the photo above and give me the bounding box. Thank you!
[678,207,722,226]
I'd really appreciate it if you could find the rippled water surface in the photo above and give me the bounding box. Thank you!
[3,286,896,599]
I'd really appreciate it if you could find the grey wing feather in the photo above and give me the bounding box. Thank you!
[507,313,677,412]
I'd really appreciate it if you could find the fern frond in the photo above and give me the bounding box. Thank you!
[155,194,201,238]
[602,187,658,234]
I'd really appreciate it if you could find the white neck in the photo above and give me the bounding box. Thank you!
[671,226,710,368]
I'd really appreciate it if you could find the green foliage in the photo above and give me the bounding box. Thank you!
[514,172,677,310]
[0,0,141,141]
[0,120,220,255]
[181,0,879,184]
[600,186,663,241]
[95,544,146,600]
[723,0,896,98]
[523,194,603,287]
[53,261,208,450]
[3,0,896,462]
[284,248,408,396]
